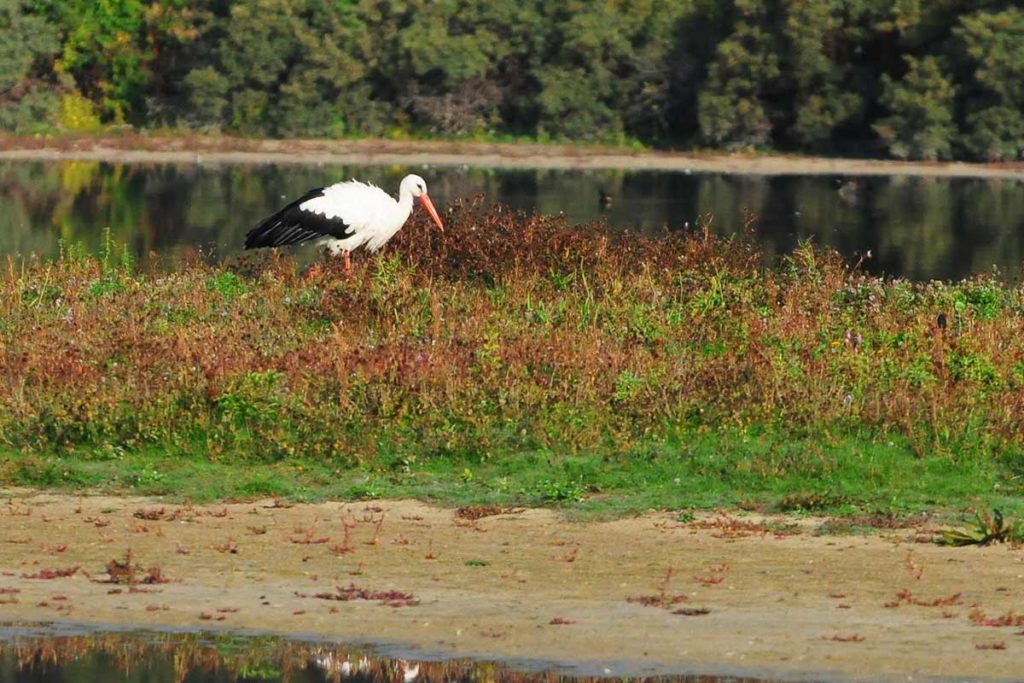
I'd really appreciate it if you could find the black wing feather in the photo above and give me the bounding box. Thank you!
[244,188,355,249]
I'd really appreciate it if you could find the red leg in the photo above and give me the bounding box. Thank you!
[343,250,352,275]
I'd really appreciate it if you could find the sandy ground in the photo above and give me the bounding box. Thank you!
[0,493,1022,681]
[1,135,1023,179]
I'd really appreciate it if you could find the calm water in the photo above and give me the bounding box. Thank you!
[2,160,1023,281]
[0,629,787,683]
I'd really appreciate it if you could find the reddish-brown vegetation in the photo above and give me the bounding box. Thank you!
[884,589,962,609]
[0,205,1011,454]
[969,609,1024,627]
[297,584,419,608]
[628,568,688,609]
[1,203,1022,510]
[454,505,518,520]
[100,551,170,586]
[21,567,80,580]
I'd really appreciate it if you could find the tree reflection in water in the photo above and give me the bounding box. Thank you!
[0,631,782,683]
[1,161,1021,282]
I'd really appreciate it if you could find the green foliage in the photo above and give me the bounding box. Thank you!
[390,0,527,136]
[52,0,152,120]
[874,56,957,160]
[698,19,780,149]
[216,370,285,428]
[0,89,58,134]
[183,67,229,128]
[782,0,863,149]
[612,370,646,404]
[961,107,1024,162]
[7,0,1024,160]
[955,8,1024,107]
[87,227,133,296]
[0,0,59,92]
[207,0,367,136]
[206,271,248,299]
[954,8,1024,161]
[535,477,587,504]
[0,0,60,132]
[947,350,998,386]
[535,1,682,142]
[956,279,1004,320]
[58,92,102,131]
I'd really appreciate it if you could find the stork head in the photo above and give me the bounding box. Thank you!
[401,174,444,232]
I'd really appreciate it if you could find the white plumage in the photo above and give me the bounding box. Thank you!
[300,180,407,253]
[245,174,444,271]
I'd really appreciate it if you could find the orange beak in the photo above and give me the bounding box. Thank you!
[419,194,444,232]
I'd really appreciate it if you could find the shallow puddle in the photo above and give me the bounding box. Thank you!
[0,624,786,683]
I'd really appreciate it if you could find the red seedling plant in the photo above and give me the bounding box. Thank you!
[296,584,419,608]
[628,568,688,609]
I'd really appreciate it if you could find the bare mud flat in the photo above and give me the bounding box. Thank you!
[0,492,1022,681]
[1,135,1023,179]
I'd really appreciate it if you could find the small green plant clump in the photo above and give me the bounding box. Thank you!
[939,509,1024,546]
[2,203,1024,513]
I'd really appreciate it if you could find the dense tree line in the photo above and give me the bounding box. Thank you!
[1,0,1022,161]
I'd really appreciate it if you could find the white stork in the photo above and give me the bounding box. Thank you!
[244,174,444,272]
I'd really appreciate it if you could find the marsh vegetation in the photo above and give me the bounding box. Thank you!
[2,202,1022,515]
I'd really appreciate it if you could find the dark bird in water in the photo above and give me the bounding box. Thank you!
[836,179,861,206]
[598,189,613,210]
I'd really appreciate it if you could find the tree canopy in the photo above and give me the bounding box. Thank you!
[0,0,1021,160]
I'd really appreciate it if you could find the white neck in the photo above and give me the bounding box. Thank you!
[397,185,415,222]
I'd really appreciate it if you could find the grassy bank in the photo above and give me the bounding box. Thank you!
[2,204,1023,516]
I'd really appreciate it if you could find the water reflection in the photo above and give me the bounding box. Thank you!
[0,630,783,683]
[1,161,1022,281]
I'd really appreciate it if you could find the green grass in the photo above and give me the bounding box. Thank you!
[3,205,1024,518]
[3,426,1020,520]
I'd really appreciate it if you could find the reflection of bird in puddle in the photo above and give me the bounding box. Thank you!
[397,659,420,683]
[836,179,862,205]
[310,650,340,678]
[310,652,373,681]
